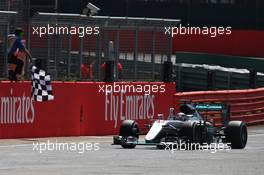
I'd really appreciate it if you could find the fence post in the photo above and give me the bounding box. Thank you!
[67,32,72,78]
[115,30,120,80]
[207,70,216,90]
[115,29,120,60]
[47,30,51,71]
[151,30,156,81]
[79,36,84,79]
[167,34,173,62]
[249,69,257,89]
[162,61,173,82]
[133,29,138,81]
[104,41,116,82]
[3,23,9,78]
[227,72,232,89]
[176,65,182,91]
[96,26,102,80]
[56,34,62,77]
[25,19,31,79]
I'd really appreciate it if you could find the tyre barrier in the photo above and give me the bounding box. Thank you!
[174,88,264,126]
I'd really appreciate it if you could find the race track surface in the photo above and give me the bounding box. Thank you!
[0,126,263,175]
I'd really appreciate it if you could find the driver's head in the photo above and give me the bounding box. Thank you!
[15,28,24,38]
[169,108,175,115]
[177,112,185,118]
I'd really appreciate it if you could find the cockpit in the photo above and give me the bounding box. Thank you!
[168,104,203,121]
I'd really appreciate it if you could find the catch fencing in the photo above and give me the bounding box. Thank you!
[28,13,179,81]
[0,10,17,79]
[0,10,180,81]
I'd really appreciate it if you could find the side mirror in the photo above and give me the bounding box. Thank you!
[144,124,151,129]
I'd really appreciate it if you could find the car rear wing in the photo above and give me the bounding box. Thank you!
[195,103,225,111]
[194,103,230,127]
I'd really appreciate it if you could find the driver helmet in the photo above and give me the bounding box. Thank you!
[169,108,175,115]
[176,112,185,119]
[168,108,175,119]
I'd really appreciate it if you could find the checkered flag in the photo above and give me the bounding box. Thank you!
[31,66,54,102]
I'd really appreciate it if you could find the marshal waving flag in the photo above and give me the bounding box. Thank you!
[31,66,54,102]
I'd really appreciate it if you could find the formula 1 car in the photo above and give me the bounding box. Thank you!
[113,102,248,149]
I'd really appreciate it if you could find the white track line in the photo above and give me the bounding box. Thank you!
[0,144,31,148]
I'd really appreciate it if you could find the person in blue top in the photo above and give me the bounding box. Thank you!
[8,28,32,81]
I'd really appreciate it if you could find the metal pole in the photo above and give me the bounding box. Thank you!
[56,34,62,78]
[108,41,114,60]
[108,41,115,80]
[67,32,72,78]
[167,34,172,62]
[104,30,109,59]
[115,30,120,60]
[47,31,51,72]
[177,65,181,92]
[96,26,102,80]
[55,0,58,13]
[26,19,31,79]
[115,29,120,80]
[79,36,83,79]
[126,0,129,16]
[4,23,9,78]
[7,0,10,11]
[227,72,232,90]
[256,0,259,29]
[134,29,138,80]
[151,30,156,81]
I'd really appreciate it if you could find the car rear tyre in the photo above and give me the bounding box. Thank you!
[226,121,247,149]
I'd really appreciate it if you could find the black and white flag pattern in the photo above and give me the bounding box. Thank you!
[31,66,54,102]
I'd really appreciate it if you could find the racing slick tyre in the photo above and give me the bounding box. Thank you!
[119,120,139,149]
[182,121,201,143]
[181,121,202,150]
[225,121,247,149]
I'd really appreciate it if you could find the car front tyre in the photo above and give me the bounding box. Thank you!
[119,120,139,149]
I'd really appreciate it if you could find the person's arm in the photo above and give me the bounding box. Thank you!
[17,39,32,61]
[24,48,33,61]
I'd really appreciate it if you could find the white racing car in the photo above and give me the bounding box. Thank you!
[112,102,248,149]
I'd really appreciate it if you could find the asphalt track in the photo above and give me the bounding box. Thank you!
[0,126,263,175]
